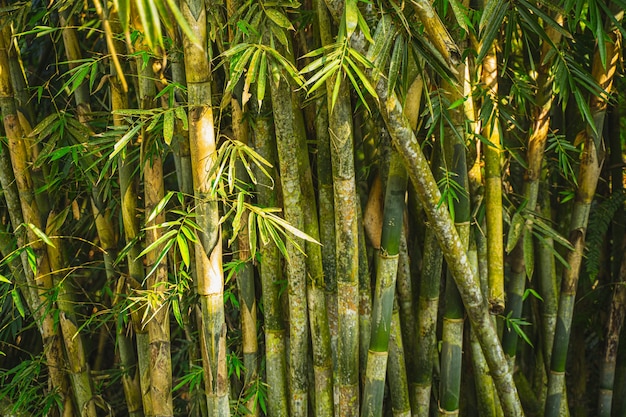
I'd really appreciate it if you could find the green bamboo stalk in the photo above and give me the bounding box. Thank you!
[412,149,444,416]
[545,21,622,417]
[536,169,558,369]
[439,141,470,417]
[131,25,174,415]
[181,1,229,414]
[250,98,289,417]
[501,241,525,370]
[144,152,174,417]
[387,298,411,417]
[395,231,416,378]
[0,28,74,417]
[597,235,626,417]
[329,69,360,417]
[413,226,443,417]
[361,148,407,417]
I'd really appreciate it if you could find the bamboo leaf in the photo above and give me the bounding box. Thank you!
[330,70,342,112]
[110,123,143,159]
[477,0,509,63]
[257,52,268,109]
[147,191,175,223]
[11,289,26,318]
[28,112,59,138]
[175,106,188,130]
[357,5,373,43]
[163,110,174,145]
[523,228,534,280]
[345,0,358,39]
[532,217,575,251]
[0,274,10,284]
[136,229,178,260]
[265,8,294,30]
[177,233,190,268]
[26,223,55,248]
[506,212,524,253]
[388,36,403,96]
[248,211,257,256]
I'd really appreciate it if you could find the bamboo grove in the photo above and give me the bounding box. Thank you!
[0,0,625,416]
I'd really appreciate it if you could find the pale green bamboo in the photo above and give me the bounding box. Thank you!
[268,53,310,417]
[313,0,339,405]
[250,99,289,417]
[545,22,622,417]
[317,2,359,413]
[181,1,229,414]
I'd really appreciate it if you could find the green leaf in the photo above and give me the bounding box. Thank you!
[357,5,373,43]
[163,110,174,145]
[136,229,178,260]
[265,8,294,30]
[26,223,55,248]
[11,289,26,318]
[0,274,10,284]
[110,123,143,160]
[523,228,534,280]
[177,233,190,268]
[506,212,524,253]
[175,106,188,130]
[114,0,130,32]
[147,191,175,223]
[477,0,509,63]
[345,0,358,39]
[257,52,268,109]
[388,36,403,97]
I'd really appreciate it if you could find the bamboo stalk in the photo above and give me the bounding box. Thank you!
[361,148,407,417]
[439,141,470,417]
[250,98,289,417]
[469,234,500,417]
[96,4,145,413]
[545,20,622,417]
[387,298,411,417]
[598,236,626,417]
[266,42,311,416]
[0,26,74,417]
[181,1,229,414]
[480,43,505,315]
